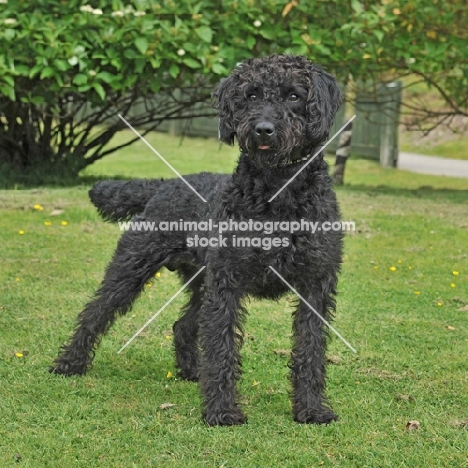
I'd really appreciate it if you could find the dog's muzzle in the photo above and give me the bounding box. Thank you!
[255,121,275,151]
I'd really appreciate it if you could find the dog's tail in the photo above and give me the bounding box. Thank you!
[89,179,164,222]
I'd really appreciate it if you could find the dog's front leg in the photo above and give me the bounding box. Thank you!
[291,290,338,424]
[198,268,247,426]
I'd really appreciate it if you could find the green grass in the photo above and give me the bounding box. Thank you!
[80,131,240,179]
[1,132,468,467]
[400,136,468,161]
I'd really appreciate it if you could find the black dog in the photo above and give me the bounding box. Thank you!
[51,54,343,426]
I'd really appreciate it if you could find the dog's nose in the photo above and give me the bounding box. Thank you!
[255,122,275,136]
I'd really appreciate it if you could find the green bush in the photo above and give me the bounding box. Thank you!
[0,0,466,182]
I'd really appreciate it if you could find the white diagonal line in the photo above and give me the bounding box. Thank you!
[269,266,357,353]
[118,114,207,203]
[117,266,207,354]
[268,115,356,202]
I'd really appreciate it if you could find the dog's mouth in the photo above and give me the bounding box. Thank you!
[258,145,271,150]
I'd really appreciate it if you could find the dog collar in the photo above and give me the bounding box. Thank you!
[283,153,313,166]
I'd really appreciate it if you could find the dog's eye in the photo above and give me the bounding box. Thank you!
[248,93,258,102]
[288,93,300,102]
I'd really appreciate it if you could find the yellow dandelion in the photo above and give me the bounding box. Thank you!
[166,371,173,379]
[452,271,459,276]
[374,266,379,269]
[145,282,152,288]
[408,266,412,270]
[450,283,456,288]
[61,221,68,226]
[34,204,44,211]
[414,291,420,295]
[165,335,171,340]
[44,221,52,226]
[429,246,433,250]
[15,277,21,282]
[437,301,443,307]
[398,260,402,264]
[389,266,397,272]
[252,380,260,386]
[15,352,23,358]
[18,230,25,235]
[156,272,162,278]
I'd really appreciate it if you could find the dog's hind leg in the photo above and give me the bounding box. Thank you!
[290,287,338,424]
[173,267,204,381]
[50,230,168,376]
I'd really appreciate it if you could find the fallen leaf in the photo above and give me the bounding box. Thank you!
[449,419,468,429]
[273,349,289,357]
[395,394,415,402]
[458,305,468,312]
[446,325,456,330]
[406,420,420,431]
[282,0,297,17]
[327,355,342,364]
[50,209,64,216]
[160,403,175,410]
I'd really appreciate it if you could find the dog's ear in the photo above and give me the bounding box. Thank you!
[212,74,239,146]
[306,68,343,145]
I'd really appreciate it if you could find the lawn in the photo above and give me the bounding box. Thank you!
[1,131,467,467]
[400,134,468,161]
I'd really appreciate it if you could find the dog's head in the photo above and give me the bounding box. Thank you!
[213,54,342,167]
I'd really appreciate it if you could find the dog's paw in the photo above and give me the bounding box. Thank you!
[294,407,338,425]
[203,408,247,426]
[49,359,87,377]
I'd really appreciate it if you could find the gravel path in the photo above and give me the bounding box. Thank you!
[398,152,468,179]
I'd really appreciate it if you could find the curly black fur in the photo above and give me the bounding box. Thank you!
[89,179,164,222]
[51,54,344,427]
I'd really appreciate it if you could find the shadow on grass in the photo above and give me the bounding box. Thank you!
[336,183,468,204]
[3,174,467,207]
[2,160,467,207]
[0,172,137,190]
